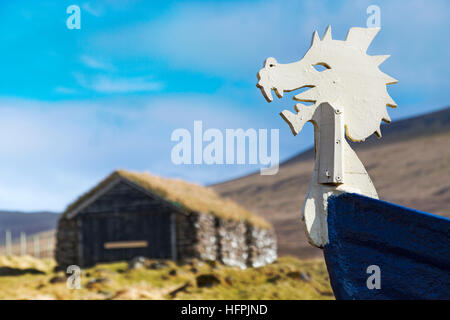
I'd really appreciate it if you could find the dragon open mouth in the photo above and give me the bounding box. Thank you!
[257,82,316,104]
[256,83,285,103]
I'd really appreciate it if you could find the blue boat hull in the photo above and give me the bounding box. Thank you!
[324,193,450,300]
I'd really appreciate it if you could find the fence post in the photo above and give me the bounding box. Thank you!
[47,237,53,258]
[6,230,12,256]
[20,232,27,256]
[34,235,40,258]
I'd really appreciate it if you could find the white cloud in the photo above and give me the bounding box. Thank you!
[81,2,104,17]
[74,73,163,93]
[89,76,162,93]
[0,95,303,211]
[80,55,115,71]
[54,86,77,94]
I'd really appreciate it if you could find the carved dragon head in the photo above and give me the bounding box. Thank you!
[257,26,397,142]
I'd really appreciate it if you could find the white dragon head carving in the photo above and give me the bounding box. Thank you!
[257,26,397,142]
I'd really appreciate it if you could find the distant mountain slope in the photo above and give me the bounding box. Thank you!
[212,107,450,259]
[0,211,60,243]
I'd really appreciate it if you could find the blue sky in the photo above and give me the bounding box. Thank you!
[0,0,448,211]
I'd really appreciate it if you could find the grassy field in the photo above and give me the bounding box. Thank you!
[0,255,334,300]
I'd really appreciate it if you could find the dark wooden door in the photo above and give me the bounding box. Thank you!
[80,212,172,266]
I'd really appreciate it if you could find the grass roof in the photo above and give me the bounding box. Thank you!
[63,170,272,229]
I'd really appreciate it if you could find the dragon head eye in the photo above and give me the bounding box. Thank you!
[312,62,331,72]
[265,57,278,68]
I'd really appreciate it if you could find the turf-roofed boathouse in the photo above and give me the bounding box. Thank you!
[55,170,277,269]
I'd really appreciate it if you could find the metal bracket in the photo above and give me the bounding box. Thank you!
[318,103,344,184]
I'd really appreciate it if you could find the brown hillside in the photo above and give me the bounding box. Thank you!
[212,107,450,259]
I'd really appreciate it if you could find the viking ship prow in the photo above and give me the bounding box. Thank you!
[256,26,450,299]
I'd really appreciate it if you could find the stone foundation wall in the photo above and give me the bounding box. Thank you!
[178,214,277,268]
[246,225,277,267]
[217,219,248,268]
[194,213,218,261]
